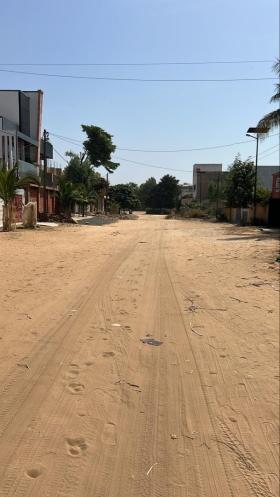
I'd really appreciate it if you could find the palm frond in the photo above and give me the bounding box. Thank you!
[17,174,40,188]
[0,164,40,203]
[257,109,280,133]
[273,59,280,75]
[270,83,280,103]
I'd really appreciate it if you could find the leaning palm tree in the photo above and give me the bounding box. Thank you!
[0,163,40,232]
[257,59,280,134]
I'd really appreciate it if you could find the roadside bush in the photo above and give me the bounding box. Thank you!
[179,208,208,219]
[109,201,120,214]
[146,208,171,215]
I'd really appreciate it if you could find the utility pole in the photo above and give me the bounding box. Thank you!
[197,170,202,207]
[105,172,109,214]
[43,129,49,216]
[246,126,268,225]
[216,172,220,219]
[253,134,259,224]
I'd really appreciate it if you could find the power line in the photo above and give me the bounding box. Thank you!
[0,68,276,83]
[0,59,274,67]
[259,147,280,161]
[52,146,68,163]
[258,143,280,157]
[115,156,193,172]
[116,140,256,152]
[49,131,279,154]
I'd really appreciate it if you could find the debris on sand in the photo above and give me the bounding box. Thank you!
[146,462,158,476]
[140,337,163,346]
[190,323,203,336]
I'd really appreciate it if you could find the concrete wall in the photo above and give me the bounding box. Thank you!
[25,91,42,143]
[257,166,279,190]
[196,171,227,204]
[0,91,20,126]
[224,204,269,225]
[193,164,222,198]
[272,172,280,199]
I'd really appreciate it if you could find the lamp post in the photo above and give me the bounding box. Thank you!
[246,126,268,224]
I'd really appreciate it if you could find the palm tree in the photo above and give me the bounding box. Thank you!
[257,59,280,134]
[0,163,40,232]
[58,177,79,218]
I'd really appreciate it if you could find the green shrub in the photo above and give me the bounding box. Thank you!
[145,208,171,215]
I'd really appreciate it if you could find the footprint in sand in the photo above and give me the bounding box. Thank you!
[66,437,88,457]
[102,423,117,446]
[102,352,115,358]
[84,360,94,367]
[67,382,85,394]
[25,465,44,479]
[64,364,80,380]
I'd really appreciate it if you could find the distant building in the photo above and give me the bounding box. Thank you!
[193,164,222,201]
[179,183,193,205]
[257,166,280,191]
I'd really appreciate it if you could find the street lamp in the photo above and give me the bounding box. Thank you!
[246,126,268,224]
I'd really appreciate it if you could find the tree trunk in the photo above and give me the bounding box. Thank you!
[3,202,12,232]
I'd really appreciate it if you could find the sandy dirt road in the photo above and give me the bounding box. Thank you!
[0,215,279,497]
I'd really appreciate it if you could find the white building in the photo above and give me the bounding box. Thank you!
[0,90,43,174]
[0,90,43,225]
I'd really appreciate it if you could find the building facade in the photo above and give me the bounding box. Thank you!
[193,164,223,201]
[179,183,194,205]
[0,90,60,221]
[0,90,43,174]
[257,166,280,191]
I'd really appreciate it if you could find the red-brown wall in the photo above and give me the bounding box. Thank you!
[272,172,280,199]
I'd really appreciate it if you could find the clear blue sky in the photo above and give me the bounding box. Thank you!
[1,0,279,184]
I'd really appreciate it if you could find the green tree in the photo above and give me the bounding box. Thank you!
[81,125,119,173]
[139,177,157,208]
[0,163,40,231]
[109,183,140,211]
[208,181,224,203]
[64,151,94,186]
[150,175,179,209]
[258,59,280,134]
[255,186,271,205]
[224,156,255,207]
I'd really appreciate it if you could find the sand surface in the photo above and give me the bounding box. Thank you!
[0,215,279,497]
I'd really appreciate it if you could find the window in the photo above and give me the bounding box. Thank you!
[275,177,280,193]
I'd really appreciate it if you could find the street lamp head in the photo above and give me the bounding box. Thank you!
[247,126,269,134]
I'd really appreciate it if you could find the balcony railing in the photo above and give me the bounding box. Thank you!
[18,160,39,177]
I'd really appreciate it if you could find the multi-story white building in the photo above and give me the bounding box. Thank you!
[0,90,43,175]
